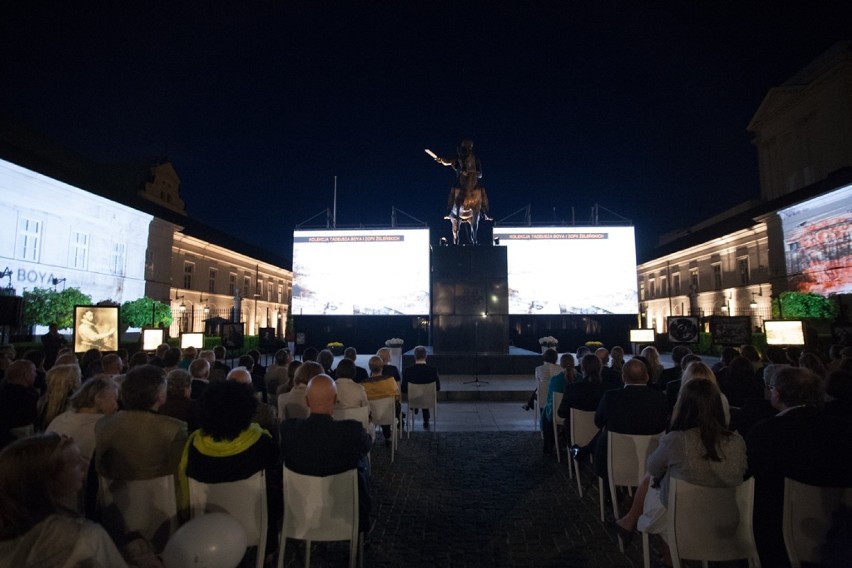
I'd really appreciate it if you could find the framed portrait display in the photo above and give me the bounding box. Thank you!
[765,320,806,346]
[142,328,165,351]
[667,316,700,344]
[629,329,655,343]
[221,322,245,350]
[709,316,752,346]
[73,305,119,353]
[180,332,204,349]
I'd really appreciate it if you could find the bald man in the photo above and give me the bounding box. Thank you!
[280,374,372,529]
[592,358,669,478]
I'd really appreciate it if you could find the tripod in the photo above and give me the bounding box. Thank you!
[464,320,490,386]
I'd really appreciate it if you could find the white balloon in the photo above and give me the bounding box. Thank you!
[162,512,248,568]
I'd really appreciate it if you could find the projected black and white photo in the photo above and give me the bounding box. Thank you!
[292,229,430,315]
[492,227,639,315]
[73,306,119,353]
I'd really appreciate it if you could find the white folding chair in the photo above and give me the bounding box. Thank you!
[551,391,565,462]
[369,396,398,462]
[782,477,852,568]
[188,471,268,568]
[568,409,599,499]
[333,406,372,433]
[406,382,437,437]
[278,468,361,568]
[98,474,179,553]
[666,477,761,568]
[607,431,663,553]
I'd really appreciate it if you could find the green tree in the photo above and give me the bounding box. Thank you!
[22,287,93,329]
[120,297,173,328]
[771,291,838,320]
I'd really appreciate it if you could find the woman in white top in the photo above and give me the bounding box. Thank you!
[46,377,119,468]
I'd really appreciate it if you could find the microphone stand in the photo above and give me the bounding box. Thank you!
[464,319,489,386]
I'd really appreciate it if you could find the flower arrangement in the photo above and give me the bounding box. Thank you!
[326,341,344,349]
[585,340,604,348]
[385,338,404,347]
[538,336,558,348]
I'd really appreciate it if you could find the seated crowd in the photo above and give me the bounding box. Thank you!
[535,341,852,567]
[0,339,438,567]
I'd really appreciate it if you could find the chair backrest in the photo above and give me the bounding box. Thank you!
[570,409,598,447]
[552,392,564,425]
[333,406,371,432]
[282,467,359,542]
[369,397,396,427]
[98,474,178,553]
[407,382,437,412]
[607,431,663,488]
[668,476,759,564]
[188,471,268,550]
[536,379,549,409]
[783,477,852,567]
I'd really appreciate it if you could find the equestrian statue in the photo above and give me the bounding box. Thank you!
[426,139,491,245]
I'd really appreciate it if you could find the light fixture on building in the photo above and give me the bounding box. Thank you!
[721,304,729,314]
[749,292,758,309]
[175,295,187,313]
[200,295,210,316]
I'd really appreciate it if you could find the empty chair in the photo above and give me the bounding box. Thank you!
[607,431,663,552]
[278,468,361,568]
[188,471,268,568]
[782,477,852,568]
[551,391,565,462]
[98,474,178,553]
[406,382,437,437]
[666,477,761,568]
[568,409,599,499]
[369,396,398,462]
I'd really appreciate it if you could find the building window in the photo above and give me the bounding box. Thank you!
[649,278,656,298]
[243,276,251,297]
[229,273,237,296]
[257,279,263,298]
[70,232,89,269]
[16,217,42,262]
[110,242,126,276]
[660,275,668,297]
[183,262,194,289]
[738,257,750,286]
[673,273,681,295]
[267,280,273,302]
[278,284,284,303]
[208,268,217,293]
[690,268,699,291]
[639,280,645,301]
[712,264,722,290]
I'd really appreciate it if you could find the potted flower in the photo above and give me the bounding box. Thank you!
[538,336,558,353]
[326,341,344,356]
[385,338,404,348]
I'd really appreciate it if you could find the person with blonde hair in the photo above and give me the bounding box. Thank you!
[38,364,82,431]
[46,377,119,468]
[0,433,127,566]
[640,346,664,386]
[277,361,323,421]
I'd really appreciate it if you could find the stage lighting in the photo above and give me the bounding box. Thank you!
[493,237,500,245]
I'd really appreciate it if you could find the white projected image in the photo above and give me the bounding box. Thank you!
[292,229,430,315]
[492,227,639,315]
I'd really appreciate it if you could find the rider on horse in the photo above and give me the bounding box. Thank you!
[435,139,491,220]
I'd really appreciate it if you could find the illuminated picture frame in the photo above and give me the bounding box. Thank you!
[142,328,165,351]
[667,316,700,344]
[73,305,119,353]
[765,320,806,346]
[180,332,204,350]
[629,329,655,343]
[709,316,752,346]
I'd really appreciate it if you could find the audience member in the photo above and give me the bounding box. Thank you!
[730,363,781,437]
[334,359,370,410]
[38,364,82,431]
[79,349,102,379]
[238,354,267,403]
[99,353,123,377]
[657,345,691,392]
[614,379,747,562]
[148,343,170,367]
[278,361,323,421]
[21,349,48,395]
[41,323,68,370]
[640,346,663,387]
[523,348,562,411]
[159,369,200,431]
[663,353,702,410]
[609,346,625,376]
[711,346,739,376]
[127,351,149,369]
[377,347,401,382]
[597,347,620,387]
[717,356,764,408]
[300,347,318,362]
[541,353,581,454]
[227,367,278,440]
[188,358,211,400]
[247,349,266,381]
[402,346,440,430]
[177,346,197,370]
[280,374,372,531]
[0,433,127,567]
[161,347,181,373]
[558,353,609,456]
[798,351,827,378]
[826,343,845,373]
[209,345,231,382]
[363,355,401,444]
[316,349,335,378]
[593,359,669,478]
[0,360,40,444]
[747,366,852,567]
[824,369,852,419]
[95,364,188,481]
[265,348,292,397]
[342,347,369,382]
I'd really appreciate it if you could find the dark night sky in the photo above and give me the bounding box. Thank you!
[2,1,851,267]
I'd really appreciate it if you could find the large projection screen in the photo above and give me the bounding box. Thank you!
[492,226,639,315]
[292,229,430,315]
[778,183,852,296]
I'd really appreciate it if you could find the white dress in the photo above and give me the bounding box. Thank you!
[45,411,103,465]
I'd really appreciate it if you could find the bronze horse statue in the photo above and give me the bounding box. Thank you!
[428,139,491,245]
